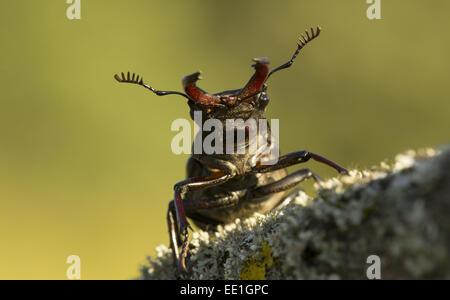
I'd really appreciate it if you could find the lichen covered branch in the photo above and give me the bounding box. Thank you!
[141,146,450,280]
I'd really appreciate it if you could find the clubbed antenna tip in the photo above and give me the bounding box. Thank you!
[114,71,144,85]
[297,26,321,50]
[113,70,191,100]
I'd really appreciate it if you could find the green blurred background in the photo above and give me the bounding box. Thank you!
[0,0,449,279]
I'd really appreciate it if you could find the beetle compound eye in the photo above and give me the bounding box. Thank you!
[259,93,269,102]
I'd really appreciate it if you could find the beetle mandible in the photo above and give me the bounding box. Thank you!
[114,26,348,276]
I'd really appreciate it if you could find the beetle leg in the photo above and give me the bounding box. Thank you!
[252,150,348,174]
[167,201,180,270]
[173,172,233,229]
[178,224,190,277]
[250,168,322,199]
[172,172,234,274]
[169,192,240,276]
[184,191,241,211]
[170,192,242,233]
[309,152,349,174]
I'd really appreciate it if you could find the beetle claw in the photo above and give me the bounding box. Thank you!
[177,224,191,276]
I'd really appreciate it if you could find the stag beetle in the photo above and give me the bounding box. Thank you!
[114,26,347,276]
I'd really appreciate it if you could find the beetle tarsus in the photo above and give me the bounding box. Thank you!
[177,226,190,276]
[309,152,348,174]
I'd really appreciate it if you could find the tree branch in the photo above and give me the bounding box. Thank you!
[141,145,450,280]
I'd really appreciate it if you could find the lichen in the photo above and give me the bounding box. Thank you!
[140,145,450,280]
[238,242,274,280]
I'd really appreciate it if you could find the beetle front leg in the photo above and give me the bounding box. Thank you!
[250,168,322,199]
[253,150,348,174]
[167,201,181,270]
[172,171,234,275]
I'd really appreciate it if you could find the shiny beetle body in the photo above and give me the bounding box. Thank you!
[183,101,287,229]
[115,26,348,276]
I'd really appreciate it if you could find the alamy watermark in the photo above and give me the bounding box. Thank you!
[66,255,81,280]
[66,0,81,20]
[366,255,381,279]
[366,0,381,20]
[170,111,280,165]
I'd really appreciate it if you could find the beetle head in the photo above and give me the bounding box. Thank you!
[114,26,323,123]
[184,57,271,121]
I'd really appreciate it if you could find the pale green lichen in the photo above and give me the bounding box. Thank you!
[140,145,450,280]
[238,242,274,280]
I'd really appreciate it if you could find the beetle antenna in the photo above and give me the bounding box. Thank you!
[267,26,322,80]
[114,71,190,99]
